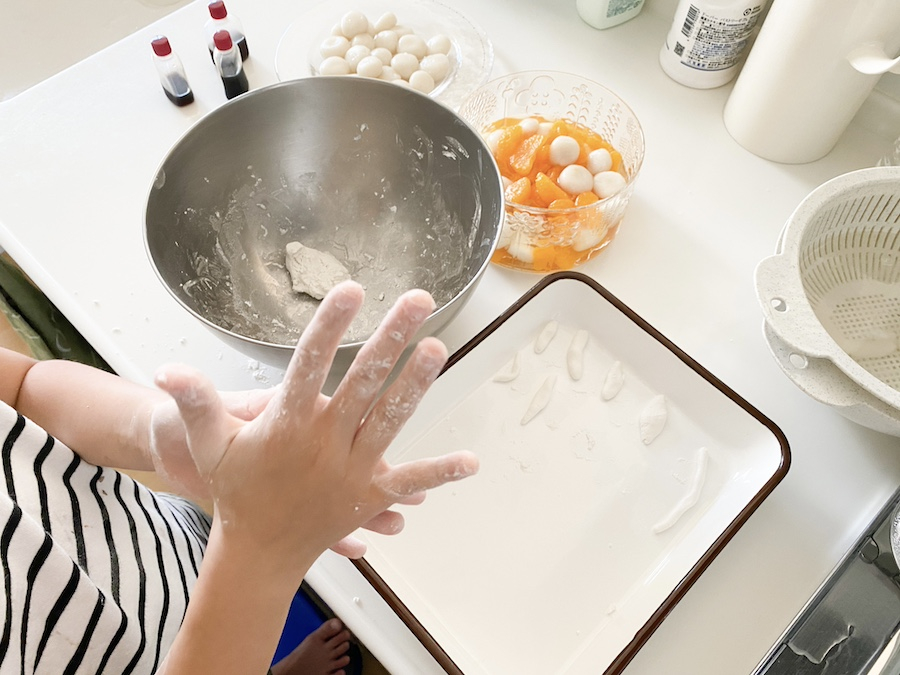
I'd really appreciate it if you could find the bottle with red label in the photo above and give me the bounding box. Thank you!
[150,36,194,106]
[204,0,249,62]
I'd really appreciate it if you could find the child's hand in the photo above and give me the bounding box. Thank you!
[148,387,276,502]
[153,281,478,578]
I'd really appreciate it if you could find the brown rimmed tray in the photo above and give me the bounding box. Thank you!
[354,271,790,674]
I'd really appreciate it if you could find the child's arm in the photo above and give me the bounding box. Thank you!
[1,347,164,471]
[1,347,274,500]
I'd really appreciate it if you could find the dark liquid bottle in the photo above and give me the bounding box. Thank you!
[164,74,195,106]
[221,71,250,100]
[205,1,250,61]
[151,36,194,107]
[213,30,249,100]
[163,80,194,106]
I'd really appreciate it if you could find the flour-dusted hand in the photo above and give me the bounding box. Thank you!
[154,281,479,578]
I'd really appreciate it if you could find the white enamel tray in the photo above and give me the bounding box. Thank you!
[355,272,790,674]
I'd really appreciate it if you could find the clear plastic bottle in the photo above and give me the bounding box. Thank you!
[659,0,768,88]
[576,0,646,29]
[213,30,249,100]
[150,36,194,107]
[204,0,249,62]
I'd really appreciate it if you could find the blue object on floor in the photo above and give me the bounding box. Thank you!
[272,587,326,665]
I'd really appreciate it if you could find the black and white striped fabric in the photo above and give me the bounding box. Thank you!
[0,400,211,674]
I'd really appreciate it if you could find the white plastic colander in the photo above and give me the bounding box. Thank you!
[756,166,900,436]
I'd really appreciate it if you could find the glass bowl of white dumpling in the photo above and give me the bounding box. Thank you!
[274,0,493,111]
[459,71,645,273]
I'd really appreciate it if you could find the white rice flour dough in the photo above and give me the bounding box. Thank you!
[285,241,351,300]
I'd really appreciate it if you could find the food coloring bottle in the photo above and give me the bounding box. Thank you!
[659,0,768,88]
[213,30,249,100]
[204,0,249,62]
[150,36,194,106]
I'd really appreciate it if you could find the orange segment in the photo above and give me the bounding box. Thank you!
[509,134,545,176]
[575,191,600,206]
[548,198,576,210]
[534,172,570,205]
[531,244,584,272]
[610,149,624,174]
[495,125,525,173]
[505,176,532,205]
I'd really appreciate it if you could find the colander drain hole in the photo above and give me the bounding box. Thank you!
[771,297,788,312]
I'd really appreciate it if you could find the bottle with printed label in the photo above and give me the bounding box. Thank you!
[659,0,768,88]
[576,0,646,29]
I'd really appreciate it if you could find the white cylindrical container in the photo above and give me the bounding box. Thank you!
[576,0,646,29]
[724,0,900,164]
[659,0,768,88]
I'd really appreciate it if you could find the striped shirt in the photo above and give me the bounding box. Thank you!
[0,400,211,674]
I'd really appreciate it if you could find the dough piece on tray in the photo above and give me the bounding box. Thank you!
[639,394,667,445]
[602,361,625,400]
[567,329,589,381]
[652,447,709,534]
[285,241,351,300]
[534,320,558,354]
[521,374,557,425]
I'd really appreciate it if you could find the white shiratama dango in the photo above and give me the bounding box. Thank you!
[340,10,369,38]
[319,55,352,75]
[408,69,436,94]
[320,35,350,58]
[420,53,450,83]
[356,55,384,78]
[317,10,453,92]
[373,12,397,32]
[548,135,581,166]
[593,170,627,199]
[557,165,593,196]
[586,148,613,174]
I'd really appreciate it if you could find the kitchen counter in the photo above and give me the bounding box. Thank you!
[2,0,900,672]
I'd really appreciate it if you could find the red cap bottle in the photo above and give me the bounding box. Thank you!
[150,35,194,106]
[204,1,249,61]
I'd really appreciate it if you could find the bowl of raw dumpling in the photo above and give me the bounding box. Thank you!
[274,0,493,111]
[144,77,504,369]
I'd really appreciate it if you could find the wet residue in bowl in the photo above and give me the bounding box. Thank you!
[174,124,485,347]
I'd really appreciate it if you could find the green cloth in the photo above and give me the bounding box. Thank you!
[0,254,112,371]
[0,292,54,360]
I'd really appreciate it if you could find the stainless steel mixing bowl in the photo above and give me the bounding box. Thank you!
[144,77,504,367]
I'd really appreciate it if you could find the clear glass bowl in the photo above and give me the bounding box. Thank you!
[459,71,645,273]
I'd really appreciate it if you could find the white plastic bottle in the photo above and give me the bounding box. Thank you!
[204,0,249,62]
[150,36,194,107]
[576,0,646,29]
[659,0,768,88]
[724,0,900,163]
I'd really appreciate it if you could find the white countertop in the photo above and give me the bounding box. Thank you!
[2,1,900,672]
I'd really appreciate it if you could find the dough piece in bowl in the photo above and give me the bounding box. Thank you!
[285,241,351,300]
